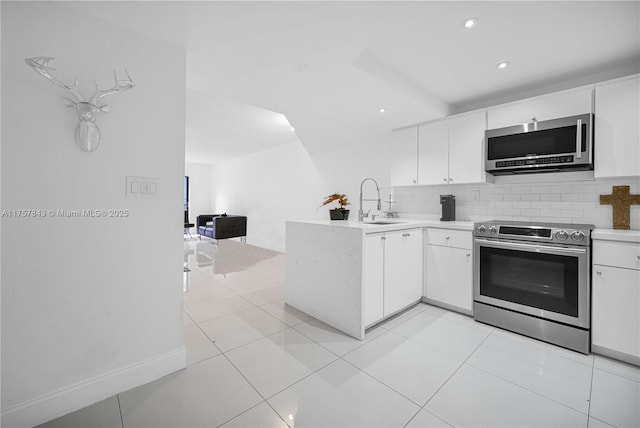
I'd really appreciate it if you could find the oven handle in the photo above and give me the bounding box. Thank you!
[474,238,587,255]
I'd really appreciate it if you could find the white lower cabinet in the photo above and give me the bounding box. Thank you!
[364,232,385,326]
[424,228,473,314]
[364,228,423,327]
[592,238,640,365]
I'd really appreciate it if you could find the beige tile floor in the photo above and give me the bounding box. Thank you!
[39,238,640,428]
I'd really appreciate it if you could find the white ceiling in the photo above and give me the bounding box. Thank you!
[67,1,640,165]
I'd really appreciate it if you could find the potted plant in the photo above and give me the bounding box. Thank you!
[321,193,350,220]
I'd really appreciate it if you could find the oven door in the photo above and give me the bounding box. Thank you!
[473,238,590,328]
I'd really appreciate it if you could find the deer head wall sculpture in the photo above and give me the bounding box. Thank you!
[25,56,135,153]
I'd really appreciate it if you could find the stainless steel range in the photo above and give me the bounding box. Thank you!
[473,221,594,353]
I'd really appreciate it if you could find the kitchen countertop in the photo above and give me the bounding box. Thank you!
[592,228,640,243]
[287,218,474,233]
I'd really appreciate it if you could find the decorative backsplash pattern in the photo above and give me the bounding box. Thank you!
[393,176,640,230]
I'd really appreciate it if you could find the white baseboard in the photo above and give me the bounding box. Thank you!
[1,346,187,428]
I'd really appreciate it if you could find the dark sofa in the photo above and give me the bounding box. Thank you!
[197,214,247,241]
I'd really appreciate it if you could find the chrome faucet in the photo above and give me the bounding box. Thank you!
[358,178,382,222]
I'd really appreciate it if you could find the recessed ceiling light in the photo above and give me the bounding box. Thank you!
[496,61,510,70]
[378,107,386,113]
[462,18,478,29]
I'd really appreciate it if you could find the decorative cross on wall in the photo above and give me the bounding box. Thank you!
[600,185,640,230]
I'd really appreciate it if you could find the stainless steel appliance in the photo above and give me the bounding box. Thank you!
[473,221,594,353]
[485,113,594,175]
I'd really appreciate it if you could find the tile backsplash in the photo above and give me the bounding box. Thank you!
[393,175,640,230]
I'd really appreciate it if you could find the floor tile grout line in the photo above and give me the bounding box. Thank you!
[465,360,593,418]
[209,316,342,428]
[196,321,341,402]
[339,355,425,409]
[288,324,346,359]
[213,344,292,428]
[260,357,340,402]
[201,324,289,355]
[586,358,596,426]
[190,302,289,342]
[188,295,301,361]
[415,327,494,427]
[116,394,125,428]
[469,328,597,418]
[476,329,597,418]
[215,399,291,428]
[402,407,453,428]
[591,362,640,384]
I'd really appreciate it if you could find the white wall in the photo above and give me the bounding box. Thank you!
[185,162,212,223]
[210,135,391,252]
[1,3,187,426]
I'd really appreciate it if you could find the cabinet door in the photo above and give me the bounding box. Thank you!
[592,265,640,359]
[487,87,593,129]
[425,245,473,313]
[448,111,487,184]
[418,120,449,185]
[390,127,418,186]
[363,234,384,326]
[384,229,423,316]
[594,75,640,178]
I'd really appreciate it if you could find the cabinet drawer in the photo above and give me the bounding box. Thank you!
[426,228,471,249]
[593,241,640,270]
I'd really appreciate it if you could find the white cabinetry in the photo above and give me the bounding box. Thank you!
[594,74,640,178]
[592,235,640,365]
[448,111,487,184]
[385,228,423,315]
[364,232,384,326]
[417,119,448,185]
[487,86,593,129]
[418,110,487,185]
[364,228,423,327]
[390,126,418,186]
[424,228,473,315]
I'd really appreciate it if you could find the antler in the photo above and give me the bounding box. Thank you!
[89,70,135,106]
[24,57,86,103]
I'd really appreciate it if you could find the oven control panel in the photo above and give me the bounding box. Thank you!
[474,221,593,246]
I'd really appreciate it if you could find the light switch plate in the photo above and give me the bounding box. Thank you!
[126,176,159,199]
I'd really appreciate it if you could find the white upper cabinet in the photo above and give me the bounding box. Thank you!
[390,126,419,186]
[418,110,487,185]
[487,86,593,130]
[594,74,640,178]
[448,111,487,184]
[418,119,449,185]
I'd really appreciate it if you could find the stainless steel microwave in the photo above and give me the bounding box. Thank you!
[485,113,594,175]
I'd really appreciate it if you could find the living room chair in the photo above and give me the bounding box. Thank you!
[184,210,195,238]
